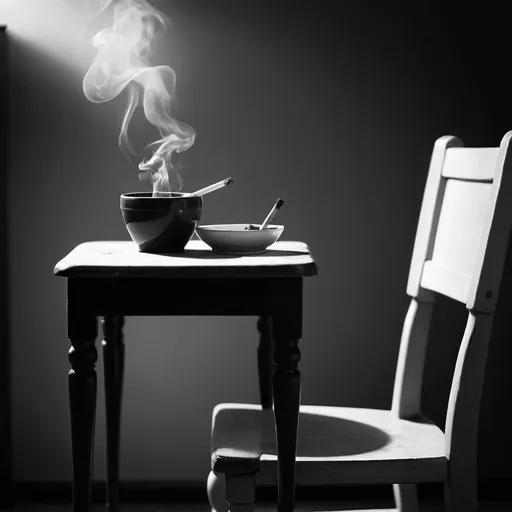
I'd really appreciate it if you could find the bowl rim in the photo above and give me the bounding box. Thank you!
[196,224,284,232]
[121,191,196,198]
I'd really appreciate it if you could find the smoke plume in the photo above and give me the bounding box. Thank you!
[83,0,195,195]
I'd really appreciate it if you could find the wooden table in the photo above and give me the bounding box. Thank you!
[54,240,318,512]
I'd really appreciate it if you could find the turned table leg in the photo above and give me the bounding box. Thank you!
[68,309,98,512]
[272,313,301,512]
[256,315,274,410]
[102,315,125,512]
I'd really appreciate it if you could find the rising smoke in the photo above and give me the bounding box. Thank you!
[83,0,195,195]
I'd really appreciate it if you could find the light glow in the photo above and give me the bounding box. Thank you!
[0,0,97,77]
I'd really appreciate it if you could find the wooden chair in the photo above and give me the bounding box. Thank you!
[206,131,512,512]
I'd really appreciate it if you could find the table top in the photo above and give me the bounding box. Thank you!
[54,240,318,278]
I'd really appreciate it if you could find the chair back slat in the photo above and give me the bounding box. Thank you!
[419,179,493,303]
[420,261,471,304]
[441,147,498,181]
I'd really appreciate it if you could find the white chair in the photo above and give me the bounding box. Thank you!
[206,132,512,512]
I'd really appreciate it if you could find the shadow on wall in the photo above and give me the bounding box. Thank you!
[6,0,512,484]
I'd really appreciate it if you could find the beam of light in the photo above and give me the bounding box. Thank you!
[1,0,196,195]
[0,0,99,79]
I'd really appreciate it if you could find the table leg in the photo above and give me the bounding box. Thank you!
[256,315,274,410]
[68,310,98,512]
[272,314,301,512]
[102,315,125,512]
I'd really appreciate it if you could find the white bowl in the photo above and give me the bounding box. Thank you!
[195,224,284,255]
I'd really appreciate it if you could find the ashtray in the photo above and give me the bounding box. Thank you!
[195,224,284,255]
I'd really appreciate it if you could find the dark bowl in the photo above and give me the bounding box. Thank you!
[120,192,203,253]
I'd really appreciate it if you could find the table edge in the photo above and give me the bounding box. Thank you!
[54,261,319,278]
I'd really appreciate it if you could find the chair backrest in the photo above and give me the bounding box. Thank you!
[390,132,512,463]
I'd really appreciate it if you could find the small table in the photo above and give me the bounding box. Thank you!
[54,240,318,512]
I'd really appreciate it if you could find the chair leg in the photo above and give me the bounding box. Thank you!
[444,477,479,512]
[257,315,274,410]
[393,483,420,512]
[102,315,125,512]
[225,472,256,512]
[207,471,228,512]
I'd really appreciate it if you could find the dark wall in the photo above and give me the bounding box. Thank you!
[1,24,13,506]
[5,0,512,484]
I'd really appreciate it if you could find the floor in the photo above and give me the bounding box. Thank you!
[8,500,512,512]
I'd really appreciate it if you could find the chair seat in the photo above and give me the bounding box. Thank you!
[211,403,447,485]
